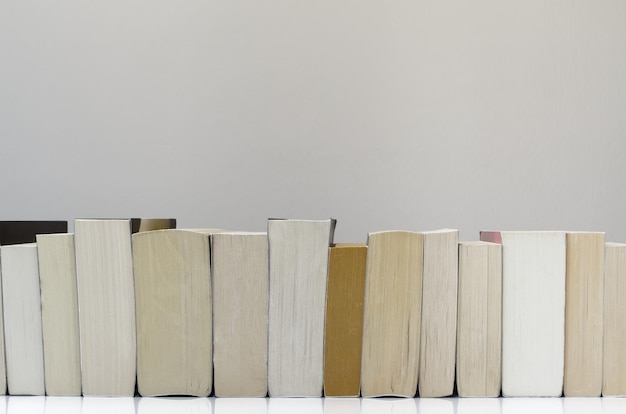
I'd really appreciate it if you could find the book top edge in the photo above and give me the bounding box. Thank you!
[211,231,267,236]
[459,241,501,246]
[368,230,421,235]
[332,243,367,248]
[606,242,626,247]
[421,228,459,234]
[133,228,223,236]
[1,242,37,249]
[36,233,74,238]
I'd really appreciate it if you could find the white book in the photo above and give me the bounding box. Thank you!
[0,243,45,395]
[74,219,135,396]
[419,229,459,397]
[499,231,566,397]
[36,233,81,396]
[133,229,212,397]
[360,230,423,397]
[267,218,335,397]
[212,232,268,397]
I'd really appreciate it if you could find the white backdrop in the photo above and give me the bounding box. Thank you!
[1,0,625,243]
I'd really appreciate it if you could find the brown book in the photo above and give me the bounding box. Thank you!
[361,231,423,397]
[564,232,604,397]
[603,242,626,396]
[323,243,367,397]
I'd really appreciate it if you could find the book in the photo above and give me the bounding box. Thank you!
[74,219,136,396]
[360,230,423,397]
[131,218,176,233]
[564,232,604,397]
[419,229,459,397]
[133,229,212,397]
[0,243,45,395]
[603,242,626,396]
[212,232,269,397]
[456,241,502,397]
[323,243,367,397]
[481,231,566,397]
[267,218,335,397]
[36,233,81,396]
[0,221,67,245]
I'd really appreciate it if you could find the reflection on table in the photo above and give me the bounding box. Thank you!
[0,396,625,414]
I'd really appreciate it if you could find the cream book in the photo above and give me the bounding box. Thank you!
[564,232,604,397]
[419,229,459,397]
[360,230,423,397]
[133,229,212,397]
[212,232,268,397]
[456,241,502,397]
[0,243,45,395]
[267,218,335,397]
[36,233,81,396]
[481,231,566,397]
[603,242,626,396]
[74,219,136,396]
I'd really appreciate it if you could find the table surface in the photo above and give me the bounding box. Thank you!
[1,396,624,414]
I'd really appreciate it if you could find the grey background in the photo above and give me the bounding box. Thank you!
[1,0,625,243]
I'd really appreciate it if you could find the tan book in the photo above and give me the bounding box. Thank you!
[564,232,604,397]
[212,232,268,397]
[267,218,335,397]
[74,219,136,396]
[361,231,423,397]
[603,242,626,396]
[419,229,459,397]
[456,241,502,397]
[0,243,45,395]
[36,233,81,396]
[133,229,212,397]
[323,243,367,397]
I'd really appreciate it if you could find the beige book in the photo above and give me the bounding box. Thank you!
[323,243,367,397]
[419,229,459,397]
[212,232,268,397]
[133,229,212,397]
[564,232,604,396]
[267,218,335,397]
[456,241,502,397]
[0,243,45,395]
[361,230,423,397]
[498,231,566,397]
[36,233,81,396]
[603,242,626,396]
[74,219,135,396]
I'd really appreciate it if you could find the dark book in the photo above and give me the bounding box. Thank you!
[0,221,67,245]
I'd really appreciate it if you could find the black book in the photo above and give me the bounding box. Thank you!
[0,221,68,245]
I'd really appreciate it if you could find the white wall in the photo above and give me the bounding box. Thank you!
[1,0,625,242]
